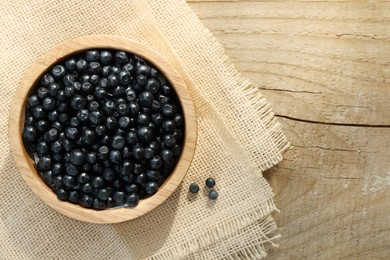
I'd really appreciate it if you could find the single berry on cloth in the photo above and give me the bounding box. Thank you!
[189,183,199,193]
[22,49,185,210]
[205,177,216,188]
[208,190,218,200]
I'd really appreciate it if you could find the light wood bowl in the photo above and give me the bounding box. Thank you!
[8,35,197,224]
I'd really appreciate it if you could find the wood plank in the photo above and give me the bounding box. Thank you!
[265,118,390,258]
[190,1,390,125]
[188,1,390,258]
[190,1,390,22]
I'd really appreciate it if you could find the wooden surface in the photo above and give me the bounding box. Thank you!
[188,1,390,259]
[8,35,197,224]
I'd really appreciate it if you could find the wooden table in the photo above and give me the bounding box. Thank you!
[188,1,390,258]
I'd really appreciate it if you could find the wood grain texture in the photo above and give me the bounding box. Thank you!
[8,35,197,224]
[187,1,390,258]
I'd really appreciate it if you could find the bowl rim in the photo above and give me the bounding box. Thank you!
[8,35,197,224]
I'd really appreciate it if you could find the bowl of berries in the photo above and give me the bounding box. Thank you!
[8,35,197,223]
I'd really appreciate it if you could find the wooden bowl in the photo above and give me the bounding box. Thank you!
[8,35,197,224]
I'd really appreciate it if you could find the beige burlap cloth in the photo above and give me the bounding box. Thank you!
[0,1,289,259]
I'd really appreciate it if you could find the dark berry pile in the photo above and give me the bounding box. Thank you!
[22,49,185,210]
